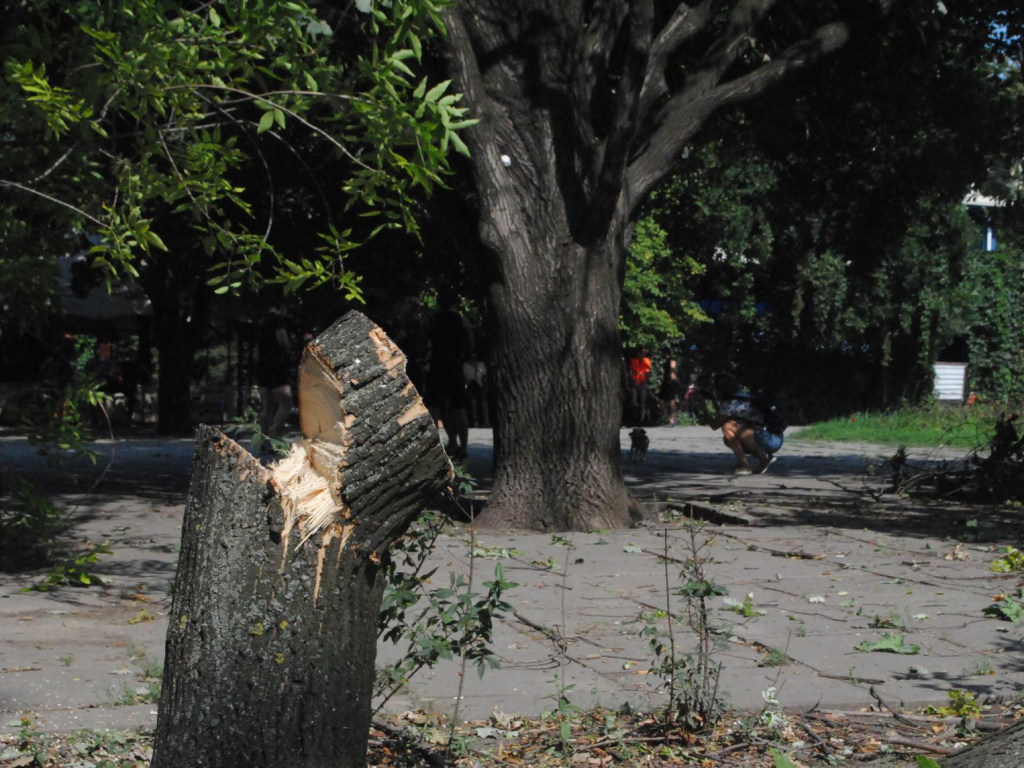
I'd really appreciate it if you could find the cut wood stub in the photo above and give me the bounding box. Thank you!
[151,311,452,768]
[271,310,452,557]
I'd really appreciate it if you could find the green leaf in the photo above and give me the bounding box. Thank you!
[257,110,275,134]
[424,79,451,103]
[449,130,470,157]
[390,57,415,77]
[145,230,168,251]
[446,118,479,131]
[854,633,920,654]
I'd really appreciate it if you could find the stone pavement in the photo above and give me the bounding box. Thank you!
[2,426,1022,736]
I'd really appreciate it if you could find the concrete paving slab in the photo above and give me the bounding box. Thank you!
[2,425,1022,737]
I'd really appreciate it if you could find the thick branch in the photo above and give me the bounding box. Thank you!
[627,19,850,207]
[636,0,716,126]
[581,0,652,233]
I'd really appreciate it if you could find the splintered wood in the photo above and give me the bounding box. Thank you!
[270,443,349,549]
[267,330,357,553]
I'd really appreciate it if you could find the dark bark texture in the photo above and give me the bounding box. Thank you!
[441,1,878,530]
[941,720,1024,768]
[152,311,451,768]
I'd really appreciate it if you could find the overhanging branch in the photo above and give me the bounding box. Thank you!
[626,18,850,208]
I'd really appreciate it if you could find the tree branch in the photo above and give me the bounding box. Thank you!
[580,0,653,235]
[627,18,850,208]
[636,0,716,126]
[0,179,104,226]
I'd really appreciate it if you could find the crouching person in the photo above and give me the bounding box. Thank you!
[751,392,787,473]
[706,374,786,475]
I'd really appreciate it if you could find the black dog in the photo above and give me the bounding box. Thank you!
[628,428,650,462]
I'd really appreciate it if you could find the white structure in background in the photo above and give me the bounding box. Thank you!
[934,362,968,403]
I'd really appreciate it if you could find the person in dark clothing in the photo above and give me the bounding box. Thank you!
[426,290,472,459]
[658,358,684,425]
[256,303,293,448]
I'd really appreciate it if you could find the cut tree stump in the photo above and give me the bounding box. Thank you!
[151,311,452,768]
[940,719,1024,768]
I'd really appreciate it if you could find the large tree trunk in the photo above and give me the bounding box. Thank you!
[481,204,637,531]
[151,311,451,768]
[441,5,642,532]
[440,2,864,531]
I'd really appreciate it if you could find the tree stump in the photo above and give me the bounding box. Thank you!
[152,311,451,768]
[940,720,1024,768]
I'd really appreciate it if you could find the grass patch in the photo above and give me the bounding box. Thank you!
[794,403,1012,450]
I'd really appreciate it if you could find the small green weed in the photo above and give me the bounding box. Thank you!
[0,473,69,570]
[26,543,112,591]
[925,688,982,719]
[110,680,161,706]
[965,657,994,676]
[722,592,766,618]
[376,499,516,721]
[990,546,1024,573]
[223,405,290,456]
[759,647,788,667]
[868,614,903,629]
[983,591,1024,624]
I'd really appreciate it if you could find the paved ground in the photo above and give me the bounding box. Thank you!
[3,425,1023,737]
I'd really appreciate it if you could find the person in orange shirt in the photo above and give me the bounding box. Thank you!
[626,351,652,425]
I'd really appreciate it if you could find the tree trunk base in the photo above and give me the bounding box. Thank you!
[152,311,451,768]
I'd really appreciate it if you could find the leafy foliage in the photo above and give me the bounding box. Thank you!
[0,472,70,570]
[0,0,470,317]
[926,689,983,719]
[27,543,113,591]
[1,339,110,578]
[620,216,707,354]
[375,507,517,714]
[984,591,1024,625]
[964,241,1024,403]
[991,546,1024,574]
[619,6,1023,419]
[638,520,727,733]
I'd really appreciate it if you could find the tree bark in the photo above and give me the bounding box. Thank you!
[441,1,865,531]
[941,720,1024,768]
[151,311,452,768]
[483,229,638,531]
